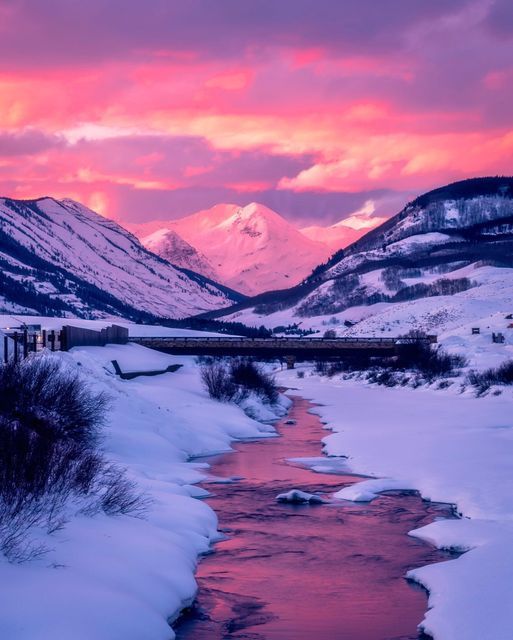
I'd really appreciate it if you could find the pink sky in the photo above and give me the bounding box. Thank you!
[1,0,513,226]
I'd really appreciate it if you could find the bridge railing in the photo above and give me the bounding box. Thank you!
[129,335,436,345]
[129,336,399,344]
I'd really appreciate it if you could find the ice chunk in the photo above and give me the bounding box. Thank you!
[276,489,327,504]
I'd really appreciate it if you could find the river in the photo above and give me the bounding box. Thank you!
[175,394,454,640]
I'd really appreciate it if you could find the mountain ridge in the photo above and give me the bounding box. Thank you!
[201,177,513,323]
[0,196,243,320]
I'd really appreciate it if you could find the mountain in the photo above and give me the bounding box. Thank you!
[300,222,364,251]
[207,177,513,336]
[142,228,218,280]
[300,200,387,251]
[0,197,243,320]
[141,203,333,296]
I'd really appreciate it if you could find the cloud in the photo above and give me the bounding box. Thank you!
[0,1,474,69]
[0,0,512,233]
[0,129,64,155]
[483,0,513,38]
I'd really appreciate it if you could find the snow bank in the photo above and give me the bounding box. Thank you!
[408,519,513,639]
[334,478,416,502]
[0,344,278,640]
[279,371,513,640]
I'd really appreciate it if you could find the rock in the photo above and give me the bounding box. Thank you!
[276,489,327,504]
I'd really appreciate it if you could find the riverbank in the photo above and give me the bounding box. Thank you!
[0,344,287,640]
[277,367,513,639]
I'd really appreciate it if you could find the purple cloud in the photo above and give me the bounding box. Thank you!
[0,0,475,68]
[0,129,64,155]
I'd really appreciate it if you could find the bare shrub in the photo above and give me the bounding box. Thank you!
[0,420,92,561]
[201,358,278,404]
[200,361,237,401]
[467,360,513,393]
[314,359,329,375]
[229,359,278,404]
[313,331,466,385]
[0,355,145,563]
[396,331,467,380]
[366,370,399,387]
[0,357,109,447]
[97,465,150,517]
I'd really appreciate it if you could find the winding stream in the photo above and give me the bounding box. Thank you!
[175,395,454,640]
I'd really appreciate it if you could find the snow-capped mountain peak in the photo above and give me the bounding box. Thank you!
[142,202,333,296]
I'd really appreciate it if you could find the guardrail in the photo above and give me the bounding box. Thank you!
[128,335,437,360]
[130,336,398,344]
[129,335,437,346]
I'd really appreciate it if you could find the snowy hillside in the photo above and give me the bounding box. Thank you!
[216,177,513,341]
[142,203,333,295]
[0,197,242,320]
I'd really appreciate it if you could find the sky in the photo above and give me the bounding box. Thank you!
[1,0,513,227]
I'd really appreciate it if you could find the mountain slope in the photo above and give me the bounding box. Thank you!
[300,222,366,252]
[143,203,332,295]
[0,197,243,320]
[142,228,218,280]
[209,177,513,334]
[300,201,387,251]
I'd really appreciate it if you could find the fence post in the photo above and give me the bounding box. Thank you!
[42,329,47,348]
[32,333,38,353]
[13,332,18,362]
[23,330,28,359]
[50,330,56,352]
[59,328,68,351]
[3,336,8,363]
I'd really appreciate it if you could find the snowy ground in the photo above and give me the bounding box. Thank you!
[277,366,513,640]
[0,343,288,640]
[2,310,512,639]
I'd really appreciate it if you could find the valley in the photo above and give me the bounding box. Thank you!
[3,4,513,639]
[1,178,513,640]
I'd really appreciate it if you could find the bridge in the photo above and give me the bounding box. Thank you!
[128,335,433,367]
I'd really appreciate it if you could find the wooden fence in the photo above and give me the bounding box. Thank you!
[2,324,128,363]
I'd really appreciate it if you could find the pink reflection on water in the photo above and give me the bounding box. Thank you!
[176,396,453,640]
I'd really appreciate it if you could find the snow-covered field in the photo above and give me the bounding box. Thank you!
[0,343,288,640]
[277,367,513,640]
[1,308,513,640]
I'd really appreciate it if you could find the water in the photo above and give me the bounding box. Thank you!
[175,395,454,640]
